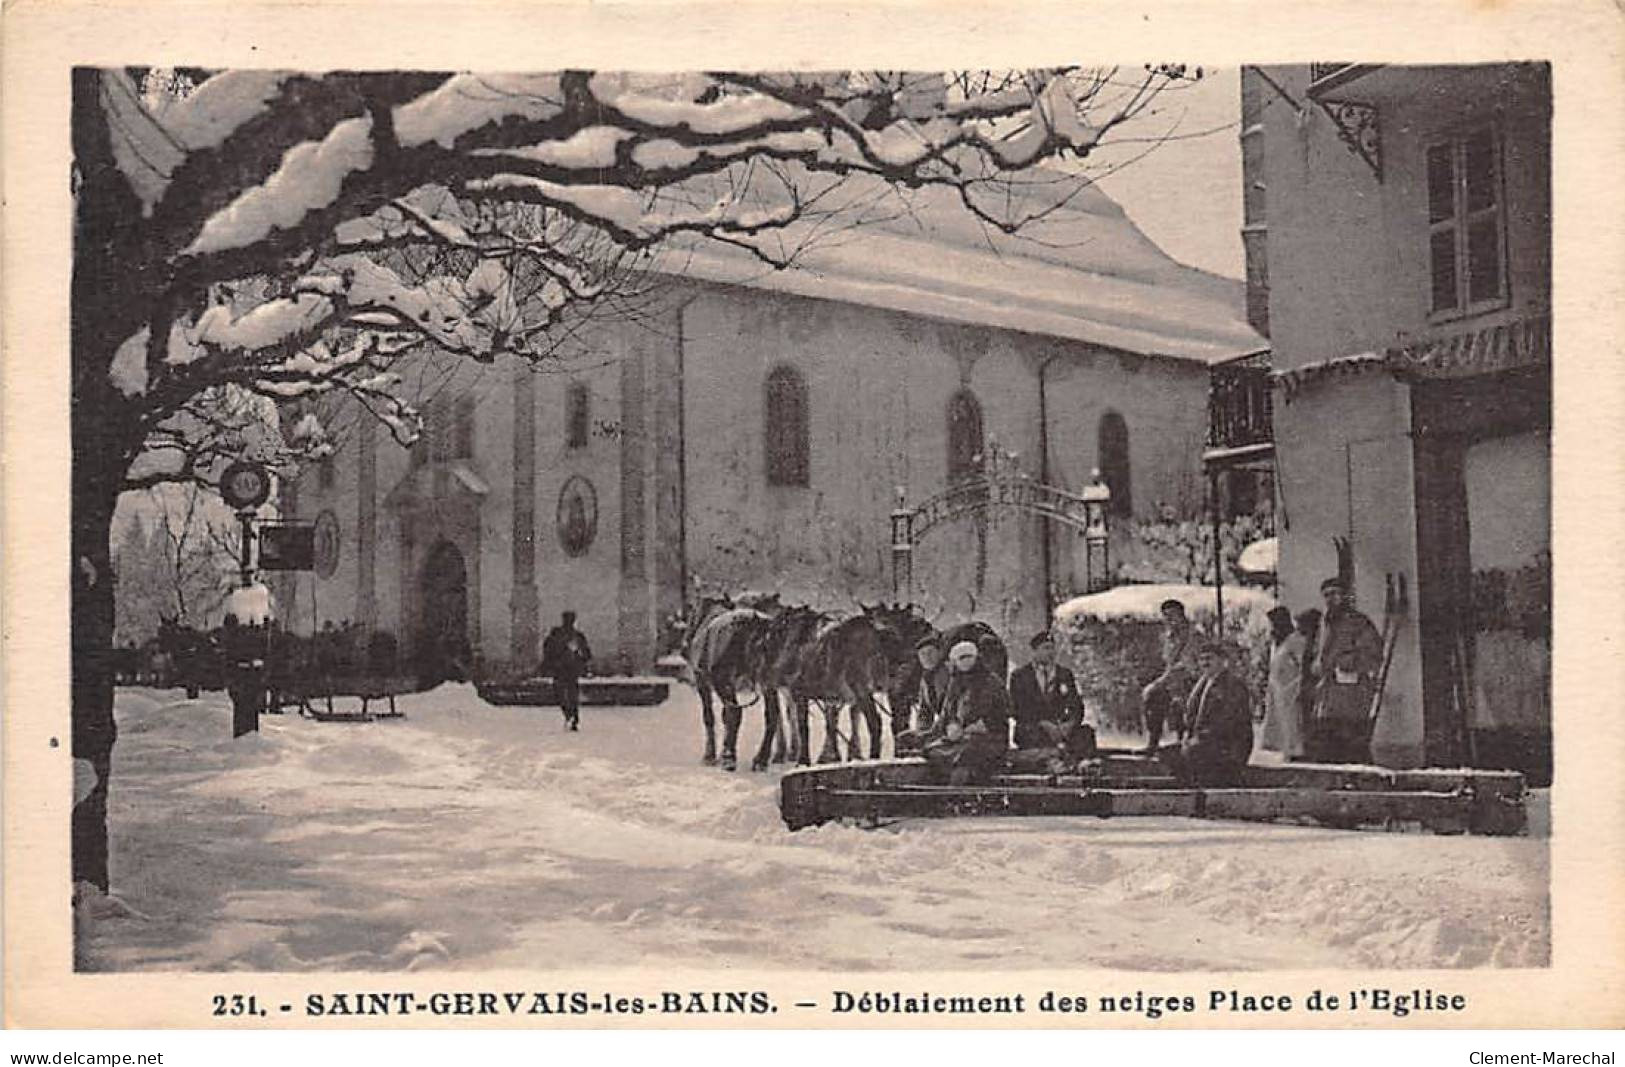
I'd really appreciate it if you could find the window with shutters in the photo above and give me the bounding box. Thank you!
[566,382,590,450]
[1427,126,1508,318]
[764,365,808,487]
[946,389,984,484]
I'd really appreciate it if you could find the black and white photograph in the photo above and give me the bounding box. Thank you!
[5,0,1621,1041]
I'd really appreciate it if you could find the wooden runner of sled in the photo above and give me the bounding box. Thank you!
[277,674,416,722]
[779,753,1526,837]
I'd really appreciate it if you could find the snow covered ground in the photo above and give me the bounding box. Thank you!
[79,685,1549,973]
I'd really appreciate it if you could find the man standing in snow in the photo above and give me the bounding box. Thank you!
[541,610,593,731]
[1310,578,1383,763]
[1141,598,1198,753]
[1160,638,1254,786]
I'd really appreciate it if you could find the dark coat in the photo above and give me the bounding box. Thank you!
[912,662,952,732]
[1008,663,1085,748]
[1183,667,1255,767]
[540,625,592,680]
[938,666,1011,742]
[925,665,1011,781]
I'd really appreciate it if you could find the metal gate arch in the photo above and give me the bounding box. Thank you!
[890,474,1108,598]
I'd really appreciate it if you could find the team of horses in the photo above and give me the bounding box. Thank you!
[680,593,1008,771]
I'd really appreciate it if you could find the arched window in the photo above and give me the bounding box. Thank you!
[765,365,809,487]
[947,389,984,483]
[566,382,590,450]
[1097,410,1132,517]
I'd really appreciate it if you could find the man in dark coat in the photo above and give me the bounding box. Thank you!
[895,635,951,756]
[1309,577,1383,763]
[540,610,593,730]
[1160,638,1255,786]
[1008,630,1095,767]
[1141,598,1199,753]
[923,640,1011,785]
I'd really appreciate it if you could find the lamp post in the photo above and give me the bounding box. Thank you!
[890,486,914,600]
[1081,469,1111,594]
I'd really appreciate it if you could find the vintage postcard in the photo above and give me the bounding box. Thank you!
[4,0,1622,1034]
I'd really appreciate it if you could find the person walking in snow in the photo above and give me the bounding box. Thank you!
[541,610,593,731]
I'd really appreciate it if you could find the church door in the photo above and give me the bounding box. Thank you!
[419,540,470,685]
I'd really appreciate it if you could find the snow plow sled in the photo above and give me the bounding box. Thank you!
[779,751,1527,836]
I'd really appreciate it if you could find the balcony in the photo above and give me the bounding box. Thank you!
[1204,358,1274,468]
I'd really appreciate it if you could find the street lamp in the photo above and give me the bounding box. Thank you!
[890,486,914,600]
[1081,468,1111,593]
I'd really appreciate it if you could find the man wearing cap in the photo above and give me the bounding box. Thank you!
[895,636,951,756]
[1310,578,1383,763]
[1141,598,1198,753]
[1008,630,1095,768]
[1160,638,1254,786]
[923,640,1011,784]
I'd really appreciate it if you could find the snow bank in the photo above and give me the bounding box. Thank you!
[79,685,1548,973]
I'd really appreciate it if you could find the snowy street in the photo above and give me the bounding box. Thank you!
[79,685,1550,974]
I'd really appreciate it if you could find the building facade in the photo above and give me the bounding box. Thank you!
[281,181,1264,679]
[1242,64,1551,776]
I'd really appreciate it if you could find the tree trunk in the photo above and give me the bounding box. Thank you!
[71,68,152,891]
[71,467,120,890]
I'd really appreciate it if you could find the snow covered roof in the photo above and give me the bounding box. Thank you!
[666,175,1264,365]
[1054,582,1276,625]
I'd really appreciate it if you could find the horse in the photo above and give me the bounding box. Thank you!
[686,594,781,770]
[794,603,936,764]
[740,604,829,770]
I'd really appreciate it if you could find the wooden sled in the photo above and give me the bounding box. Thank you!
[779,750,1527,837]
[475,677,670,708]
[281,674,416,722]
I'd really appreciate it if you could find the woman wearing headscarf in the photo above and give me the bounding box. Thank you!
[1259,606,1306,759]
[923,640,1011,785]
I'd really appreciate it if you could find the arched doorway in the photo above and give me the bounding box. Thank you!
[419,540,470,685]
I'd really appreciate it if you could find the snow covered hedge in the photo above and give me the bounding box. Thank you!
[1053,583,1275,733]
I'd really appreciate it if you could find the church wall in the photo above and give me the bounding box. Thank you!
[529,343,626,673]
[288,285,1217,677]
[678,286,1209,648]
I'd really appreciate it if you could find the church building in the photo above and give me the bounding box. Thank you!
[279,181,1265,678]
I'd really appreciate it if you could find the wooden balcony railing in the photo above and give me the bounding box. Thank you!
[1207,362,1274,452]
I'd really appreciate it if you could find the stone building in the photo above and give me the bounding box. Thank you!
[1240,64,1551,777]
[280,181,1264,678]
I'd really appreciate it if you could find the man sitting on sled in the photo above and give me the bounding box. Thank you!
[1157,638,1255,787]
[1008,630,1096,773]
[923,640,1011,785]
